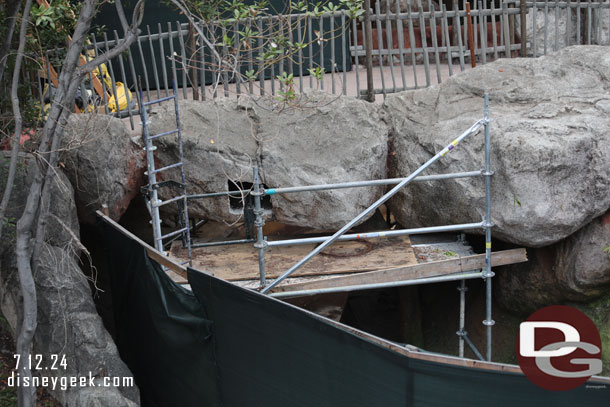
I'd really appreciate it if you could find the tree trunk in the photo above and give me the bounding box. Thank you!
[0,0,23,85]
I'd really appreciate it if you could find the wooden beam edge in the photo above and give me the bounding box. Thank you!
[95,210,188,279]
[273,248,528,293]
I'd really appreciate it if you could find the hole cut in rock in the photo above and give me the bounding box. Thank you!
[228,180,272,211]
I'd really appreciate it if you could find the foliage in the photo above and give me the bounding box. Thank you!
[604,245,610,258]
[169,0,362,100]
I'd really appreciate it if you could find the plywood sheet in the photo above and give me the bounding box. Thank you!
[170,236,418,281]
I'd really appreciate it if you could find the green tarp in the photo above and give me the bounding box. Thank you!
[102,221,610,406]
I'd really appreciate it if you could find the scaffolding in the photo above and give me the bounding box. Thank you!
[145,93,501,361]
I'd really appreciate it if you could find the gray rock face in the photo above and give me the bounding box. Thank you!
[149,93,389,230]
[497,210,610,314]
[0,153,139,405]
[384,46,610,247]
[62,114,145,223]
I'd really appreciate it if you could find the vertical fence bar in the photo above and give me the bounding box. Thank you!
[482,92,494,362]
[416,0,431,86]
[330,12,337,94]
[168,22,179,97]
[587,0,591,45]
[406,3,420,85]
[467,2,477,65]
[270,17,276,95]
[297,17,304,92]
[246,19,254,96]
[443,5,454,76]
[352,18,361,98]
[234,21,242,97]
[473,0,478,52]
[126,48,140,121]
[577,0,582,44]
[554,0,559,50]
[567,0,572,46]
[253,166,266,287]
[199,22,207,100]
[177,22,189,99]
[278,18,285,92]
[491,3,499,59]
[532,0,538,56]
[543,0,549,54]
[257,18,265,95]
[503,2,511,57]
[103,33,120,117]
[384,0,397,92]
[147,26,162,100]
[319,15,325,91]
[113,30,134,128]
[308,17,314,89]
[454,6,466,71]
[91,35,110,115]
[429,0,443,83]
[136,34,151,103]
[520,0,527,56]
[395,0,407,89]
[375,0,387,96]
[220,25,230,97]
[479,1,487,64]
[288,15,295,80]
[158,23,170,97]
[341,12,347,95]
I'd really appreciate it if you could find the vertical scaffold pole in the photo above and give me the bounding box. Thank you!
[482,92,495,361]
[457,279,468,358]
[253,166,267,287]
[140,94,163,253]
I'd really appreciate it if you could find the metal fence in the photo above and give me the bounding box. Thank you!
[353,0,610,97]
[37,1,610,129]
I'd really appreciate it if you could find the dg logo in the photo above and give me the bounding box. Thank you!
[516,305,603,391]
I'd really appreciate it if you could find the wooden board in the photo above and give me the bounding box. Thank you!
[170,236,418,281]
[272,248,528,293]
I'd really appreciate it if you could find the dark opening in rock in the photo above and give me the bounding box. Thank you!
[227,180,272,210]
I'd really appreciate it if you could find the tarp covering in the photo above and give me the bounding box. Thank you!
[102,221,610,407]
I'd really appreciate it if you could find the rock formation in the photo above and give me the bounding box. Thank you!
[0,153,139,405]
[148,93,389,230]
[61,114,145,223]
[384,45,610,248]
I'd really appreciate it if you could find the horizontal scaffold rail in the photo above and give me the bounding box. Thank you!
[187,171,483,200]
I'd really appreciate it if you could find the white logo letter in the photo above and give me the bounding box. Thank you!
[520,322,580,357]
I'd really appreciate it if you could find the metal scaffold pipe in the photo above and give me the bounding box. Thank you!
[265,222,485,248]
[186,171,482,200]
[261,118,485,294]
[482,92,495,362]
[252,166,267,287]
[263,171,482,196]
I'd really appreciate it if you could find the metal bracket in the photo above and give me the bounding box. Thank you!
[456,329,468,337]
[482,319,496,326]
[482,270,495,279]
[481,169,495,176]
[253,239,268,250]
[482,219,494,228]
[457,284,469,292]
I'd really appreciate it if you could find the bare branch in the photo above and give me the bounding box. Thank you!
[78,0,145,74]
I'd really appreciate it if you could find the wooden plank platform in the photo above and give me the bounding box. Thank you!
[169,235,419,282]
[271,248,528,294]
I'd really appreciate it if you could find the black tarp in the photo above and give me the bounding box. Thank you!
[102,221,610,407]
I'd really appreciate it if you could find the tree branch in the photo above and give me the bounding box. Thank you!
[77,0,145,74]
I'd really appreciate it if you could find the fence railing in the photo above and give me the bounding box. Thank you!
[37,1,610,129]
